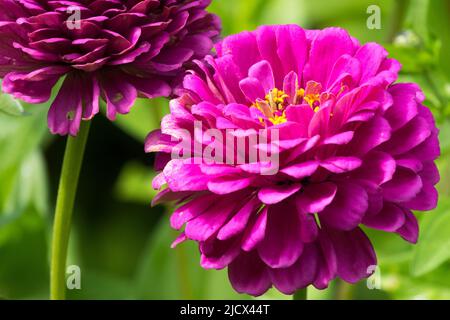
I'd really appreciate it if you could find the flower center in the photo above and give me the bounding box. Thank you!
[251,81,324,125]
[251,88,288,125]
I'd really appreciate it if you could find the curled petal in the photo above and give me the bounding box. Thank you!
[327,228,377,283]
[228,251,271,297]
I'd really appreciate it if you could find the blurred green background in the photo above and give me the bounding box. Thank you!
[1,0,450,300]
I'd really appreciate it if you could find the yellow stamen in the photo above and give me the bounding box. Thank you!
[265,88,288,111]
[251,83,327,125]
[304,81,322,109]
[304,94,320,108]
[269,112,287,125]
[337,83,348,97]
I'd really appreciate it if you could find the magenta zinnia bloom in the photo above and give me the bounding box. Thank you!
[146,25,440,296]
[0,0,220,135]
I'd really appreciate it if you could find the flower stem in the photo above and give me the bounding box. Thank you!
[50,121,91,300]
[293,288,307,300]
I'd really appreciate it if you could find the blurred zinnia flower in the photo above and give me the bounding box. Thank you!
[146,25,440,296]
[0,0,220,135]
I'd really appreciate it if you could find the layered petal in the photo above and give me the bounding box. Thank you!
[148,24,440,297]
[0,0,221,135]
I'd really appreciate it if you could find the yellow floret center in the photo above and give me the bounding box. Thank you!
[252,88,289,125]
[251,83,323,125]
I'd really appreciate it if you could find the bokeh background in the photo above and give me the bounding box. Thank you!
[1,0,449,300]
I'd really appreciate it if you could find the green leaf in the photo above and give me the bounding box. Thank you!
[111,98,169,142]
[209,0,274,35]
[0,207,49,299]
[0,151,49,228]
[385,42,438,73]
[114,161,159,204]
[0,104,49,226]
[16,152,49,217]
[133,216,205,299]
[0,92,24,116]
[258,0,308,26]
[411,196,450,276]
[364,227,413,266]
[405,0,430,44]
[383,263,450,299]
[428,0,450,76]
[0,104,48,173]
[133,216,249,300]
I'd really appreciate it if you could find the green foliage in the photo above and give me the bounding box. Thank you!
[114,161,159,203]
[0,91,24,116]
[411,196,450,276]
[0,104,50,299]
[133,216,248,300]
[0,104,49,223]
[0,207,50,299]
[111,98,169,143]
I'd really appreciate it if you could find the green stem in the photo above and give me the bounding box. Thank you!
[293,288,307,300]
[50,121,91,300]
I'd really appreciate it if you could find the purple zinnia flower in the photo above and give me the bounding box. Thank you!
[146,25,440,296]
[0,0,220,135]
